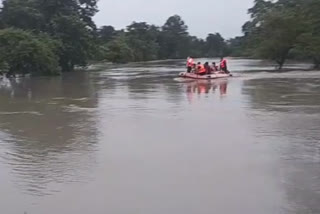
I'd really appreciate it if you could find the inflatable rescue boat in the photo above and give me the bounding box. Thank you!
[179,72,232,80]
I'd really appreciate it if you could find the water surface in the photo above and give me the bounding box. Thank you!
[1,58,320,214]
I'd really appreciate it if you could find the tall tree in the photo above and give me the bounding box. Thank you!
[0,0,45,31]
[205,33,227,57]
[242,0,274,36]
[98,25,116,43]
[38,0,99,71]
[159,15,189,59]
[243,0,307,69]
[187,36,206,58]
[37,0,98,29]
[227,36,248,57]
[50,15,97,72]
[126,22,160,61]
[0,0,99,72]
[105,34,134,63]
[256,10,305,69]
[296,0,320,68]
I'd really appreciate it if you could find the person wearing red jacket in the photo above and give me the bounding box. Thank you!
[196,62,206,75]
[186,57,194,73]
[220,57,229,73]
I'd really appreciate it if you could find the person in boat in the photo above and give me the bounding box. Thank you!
[220,57,229,73]
[211,62,219,72]
[186,57,195,73]
[204,62,211,74]
[191,63,197,73]
[196,62,206,75]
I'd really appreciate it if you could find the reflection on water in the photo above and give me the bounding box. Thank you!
[1,58,320,214]
[184,79,228,95]
[183,79,229,104]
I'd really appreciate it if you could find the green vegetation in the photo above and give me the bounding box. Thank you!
[0,0,229,76]
[0,0,228,76]
[0,28,60,76]
[96,15,229,63]
[1,0,320,75]
[0,0,98,75]
[230,0,320,69]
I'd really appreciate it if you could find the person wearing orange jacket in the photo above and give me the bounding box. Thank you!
[196,62,206,75]
[220,57,229,73]
[186,57,194,73]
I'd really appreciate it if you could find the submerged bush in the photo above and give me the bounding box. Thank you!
[0,28,61,76]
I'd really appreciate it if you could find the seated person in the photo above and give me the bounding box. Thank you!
[204,62,211,74]
[211,62,219,72]
[191,63,197,73]
[196,62,206,76]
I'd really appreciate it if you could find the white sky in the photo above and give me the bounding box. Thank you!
[94,0,254,39]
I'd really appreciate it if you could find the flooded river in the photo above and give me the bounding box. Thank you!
[1,58,320,214]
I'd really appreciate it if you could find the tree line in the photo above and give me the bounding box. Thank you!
[0,0,228,76]
[96,16,228,63]
[229,0,320,69]
[1,0,319,76]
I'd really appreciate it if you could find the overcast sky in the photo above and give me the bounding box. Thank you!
[94,0,254,39]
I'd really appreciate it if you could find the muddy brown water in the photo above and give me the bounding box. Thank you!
[1,58,320,214]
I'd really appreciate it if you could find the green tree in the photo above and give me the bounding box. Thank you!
[0,28,61,76]
[39,0,99,71]
[242,0,307,69]
[126,22,160,61]
[256,10,305,69]
[98,25,116,43]
[37,0,98,29]
[159,15,189,59]
[0,0,99,73]
[297,33,320,69]
[49,15,97,72]
[0,0,45,31]
[227,36,248,57]
[105,34,134,63]
[205,33,227,57]
[236,0,320,69]
[296,0,320,68]
[242,0,274,36]
[187,36,206,58]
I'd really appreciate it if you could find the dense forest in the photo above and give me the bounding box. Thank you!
[97,18,228,63]
[0,0,320,76]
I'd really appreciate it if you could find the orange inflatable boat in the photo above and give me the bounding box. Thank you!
[179,72,232,80]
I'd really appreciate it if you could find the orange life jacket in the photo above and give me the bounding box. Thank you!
[220,59,227,68]
[187,58,194,67]
[197,65,206,74]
